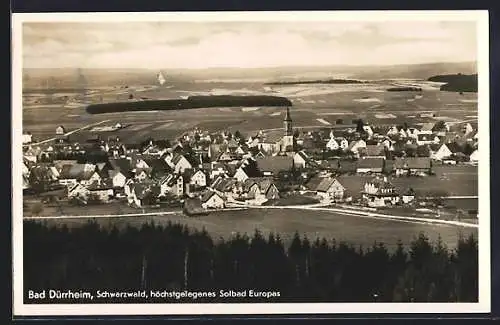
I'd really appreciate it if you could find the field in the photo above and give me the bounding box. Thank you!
[30,208,476,252]
[22,79,478,144]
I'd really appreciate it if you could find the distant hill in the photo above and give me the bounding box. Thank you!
[22,62,477,88]
[427,74,478,92]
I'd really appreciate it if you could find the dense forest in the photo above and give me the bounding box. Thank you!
[86,95,292,114]
[24,221,478,304]
[264,79,366,86]
[428,74,478,92]
[386,87,423,92]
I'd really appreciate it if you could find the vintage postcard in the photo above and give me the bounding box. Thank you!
[12,10,490,316]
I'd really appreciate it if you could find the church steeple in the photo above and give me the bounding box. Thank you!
[284,106,292,136]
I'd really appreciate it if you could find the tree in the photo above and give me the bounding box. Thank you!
[416,145,430,157]
[405,146,417,157]
[355,119,365,134]
[432,121,447,132]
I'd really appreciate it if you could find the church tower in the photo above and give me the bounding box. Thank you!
[281,106,294,152]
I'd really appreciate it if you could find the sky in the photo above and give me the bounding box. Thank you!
[22,21,477,69]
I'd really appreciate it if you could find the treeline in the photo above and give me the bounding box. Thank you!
[428,74,478,93]
[86,95,292,114]
[265,79,366,86]
[24,221,478,304]
[386,87,423,92]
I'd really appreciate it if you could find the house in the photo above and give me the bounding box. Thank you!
[68,183,90,200]
[128,183,160,207]
[362,177,400,207]
[306,175,345,201]
[209,163,230,180]
[172,154,193,174]
[186,169,207,188]
[159,174,184,197]
[393,157,432,176]
[326,135,339,151]
[416,133,440,146]
[338,138,349,151]
[22,133,33,144]
[293,151,310,169]
[361,145,386,159]
[406,127,421,139]
[211,177,241,200]
[362,125,374,138]
[58,163,99,187]
[469,149,479,164]
[108,170,128,188]
[233,158,262,182]
[356,157,384,174]
[462,123,474,136]
[349,139,367,156]
[201,190,225,209]
[135,169,150,182]
[401,188,416,204]
[243,178,280,202]
[87,183,114,203]
[386,126,400,137]
[431,143,453,161]
[56,125,66,135]
[256,156,293,177]
[257,131,283,154]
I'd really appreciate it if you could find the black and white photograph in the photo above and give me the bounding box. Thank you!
[12,11,490,316]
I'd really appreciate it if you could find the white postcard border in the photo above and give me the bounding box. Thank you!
[12,10,491,316]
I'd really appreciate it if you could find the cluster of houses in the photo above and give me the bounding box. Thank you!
[22,107,479,211]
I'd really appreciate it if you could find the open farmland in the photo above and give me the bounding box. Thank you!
[29,207,476,252]
[22,78,478,144]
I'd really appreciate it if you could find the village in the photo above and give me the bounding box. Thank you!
[22,106,479,218]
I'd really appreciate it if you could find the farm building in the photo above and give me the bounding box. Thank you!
[393,157,432,177]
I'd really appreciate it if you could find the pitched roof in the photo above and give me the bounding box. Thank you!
[132,183,160,200]
[109,158,133,175]
[256,156,293,174]
[394,157,431,169]
[338,160,357,173]
[212,177,238,192]
[201,190,222,203]
[261,130,283,144]
[316,177,342,192]
[357,157,384,170]
[239,158,262,177]
[143,158,171,172]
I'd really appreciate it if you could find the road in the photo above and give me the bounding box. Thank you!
[226,202,478,228]
[23,119,111,147]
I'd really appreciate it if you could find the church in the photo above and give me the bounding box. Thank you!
[281,106,295,153]
[256,106,296,155]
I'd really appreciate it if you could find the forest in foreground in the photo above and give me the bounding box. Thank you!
[24,220,478,303]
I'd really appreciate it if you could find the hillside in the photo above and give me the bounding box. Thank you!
[427,74,478,93]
